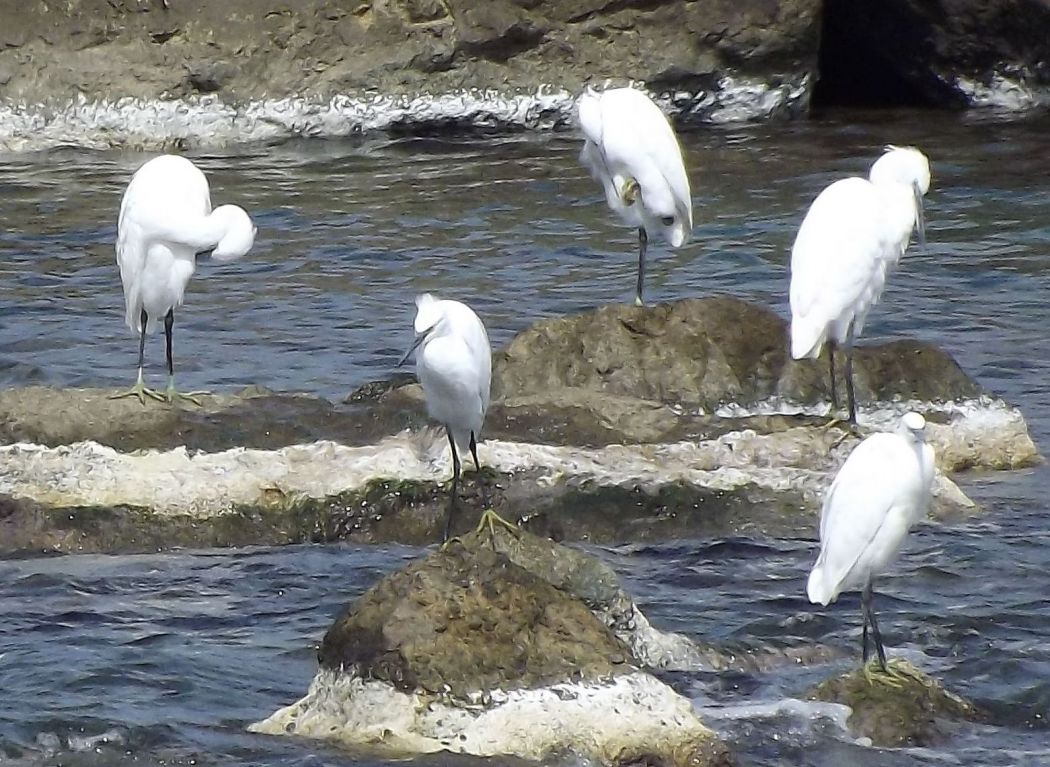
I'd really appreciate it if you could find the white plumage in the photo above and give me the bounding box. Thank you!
[113,155,255,403]
[789,146,930,421]
[808,411,936,667]
[401,294,492,540]
[577,86,693,306]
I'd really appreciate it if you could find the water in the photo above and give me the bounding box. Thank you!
[1,108,1049,765]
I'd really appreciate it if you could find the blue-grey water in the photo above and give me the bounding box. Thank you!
[1,108,1049,766]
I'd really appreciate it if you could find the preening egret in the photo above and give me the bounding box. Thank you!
[111,154,256,405]
[807,411,935,670]
[577,86,693,306]
[399,294,492,541]
[789,145,930,422]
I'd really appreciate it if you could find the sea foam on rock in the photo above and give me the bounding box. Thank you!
[0,298,1039,553]
[249,523,734,766]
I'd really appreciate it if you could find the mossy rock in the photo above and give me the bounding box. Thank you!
[318,523,636,699]
[809,659,981,747]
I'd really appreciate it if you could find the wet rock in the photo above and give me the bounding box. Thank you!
[251,524,734,766]
[818,0,1050,110]
[493,297,985,410]
[808,659,981,747]
[0,0,818,128]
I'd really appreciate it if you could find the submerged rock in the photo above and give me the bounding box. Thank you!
[808,659,981,747]
[250,524,734,766]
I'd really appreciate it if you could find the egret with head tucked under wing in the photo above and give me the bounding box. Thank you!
[577,85,693,306]
[789,146,930,422]
[111,154,256,405]
[807,411,936,672]
[399,294,492,541]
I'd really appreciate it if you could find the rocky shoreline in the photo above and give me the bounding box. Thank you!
[0,1,1048,151]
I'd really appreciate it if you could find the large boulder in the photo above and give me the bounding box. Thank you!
[250,524,734,766]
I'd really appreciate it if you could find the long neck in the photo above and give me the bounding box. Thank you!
[146,210,229,253]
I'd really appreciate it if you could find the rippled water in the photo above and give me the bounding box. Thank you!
[1,108,1049,765]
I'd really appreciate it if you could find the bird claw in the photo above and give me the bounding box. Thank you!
[109,380,167,405]
[620,177,640,206]
[164,387,208,407]
[862,658,906,689]
[473,508,520,544]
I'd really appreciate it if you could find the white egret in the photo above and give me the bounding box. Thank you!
[111,154,256,405]
[577,85,693,306]
[399,294,492,541]
[789,145,930,422]
[807,411,936,670]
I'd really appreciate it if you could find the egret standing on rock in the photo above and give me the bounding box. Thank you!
[807,411,936,672]
[399,294,492,541]
[789,146,930,422]
[112,154,256,405]
[577,86,693,306]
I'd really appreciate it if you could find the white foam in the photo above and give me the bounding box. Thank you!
[954,73,1050,112]
[249,669,717,761]
[0,76,811,153]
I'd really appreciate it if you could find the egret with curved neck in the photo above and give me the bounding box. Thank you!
[111,154,256,405]
[789,145,930,423]
[577,86,693,306]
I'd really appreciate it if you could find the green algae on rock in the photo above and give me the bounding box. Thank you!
[251,524,734,766]
[808,659,981,747]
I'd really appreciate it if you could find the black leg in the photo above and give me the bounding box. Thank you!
[844,324,857,424]
[862,580,888,671]
[827,339,839,410]
[137,308,149,373]
[469,431,480,472]
[164,309,175,378]
[635,227,648,306]
[444,427,461,542]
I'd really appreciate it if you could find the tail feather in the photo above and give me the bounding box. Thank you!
[790,316,825,360]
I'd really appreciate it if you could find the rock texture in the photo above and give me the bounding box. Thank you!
[817,0,1050,109]
[251,524,734,765]
[0,0,818,116]
[809,659,981,747]
[0,298,1039,555]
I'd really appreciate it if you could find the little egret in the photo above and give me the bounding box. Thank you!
[789,146,930,422]
[111,154,256,405]
[807,412,935,671]
[577,86,693,306]
[399,294,492,541]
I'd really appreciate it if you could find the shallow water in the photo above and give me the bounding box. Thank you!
[1,108,1049,765]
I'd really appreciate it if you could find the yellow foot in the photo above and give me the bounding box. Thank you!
[109,380,166,405]
[165,387,208,407]
[620,177,640,206]
[473,508,520,540]
[862,657,906,689]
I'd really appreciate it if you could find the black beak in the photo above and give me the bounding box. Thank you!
[398,332,426,367]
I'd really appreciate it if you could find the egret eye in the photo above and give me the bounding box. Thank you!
[660,216,675,227]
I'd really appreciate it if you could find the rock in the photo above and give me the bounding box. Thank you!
[817,0,1050,109]
[494,297,985,409]
[251,523,734,766]
[808,659,981,747]
[0,299,1038,554]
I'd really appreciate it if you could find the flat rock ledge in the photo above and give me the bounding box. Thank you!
[808,659,981,747]
[0,298,1040,553]
[249,525,734,766]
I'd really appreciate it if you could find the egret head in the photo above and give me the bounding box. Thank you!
[898,411,927,442]
[399,293,443,366]
[870,146,930,246]
[210,205,257,262]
